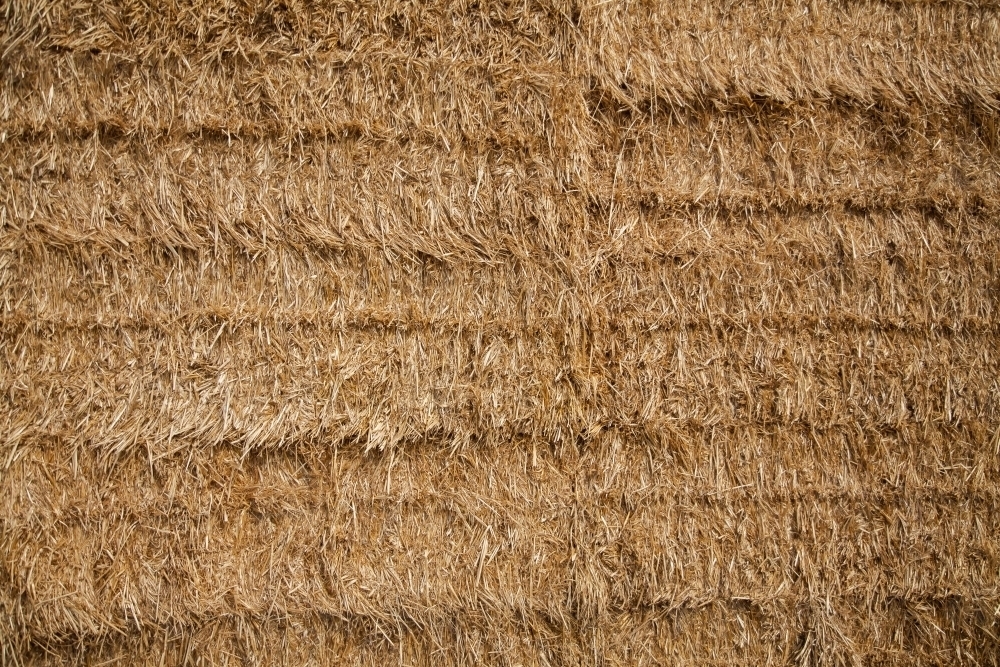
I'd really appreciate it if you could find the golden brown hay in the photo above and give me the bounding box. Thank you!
[2,0,1000,665]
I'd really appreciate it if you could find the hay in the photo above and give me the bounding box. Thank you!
[2,0,999,665]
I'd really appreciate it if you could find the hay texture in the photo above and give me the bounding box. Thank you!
[2,1,1000,665]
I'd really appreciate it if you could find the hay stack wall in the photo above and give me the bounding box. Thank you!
[2,1,1000,665]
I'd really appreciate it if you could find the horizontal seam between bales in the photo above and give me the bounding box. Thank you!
[4,312,998,335]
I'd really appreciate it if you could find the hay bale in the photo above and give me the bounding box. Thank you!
[2,1,999,664]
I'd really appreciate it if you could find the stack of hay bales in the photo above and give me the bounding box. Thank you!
[2,1,999,664]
